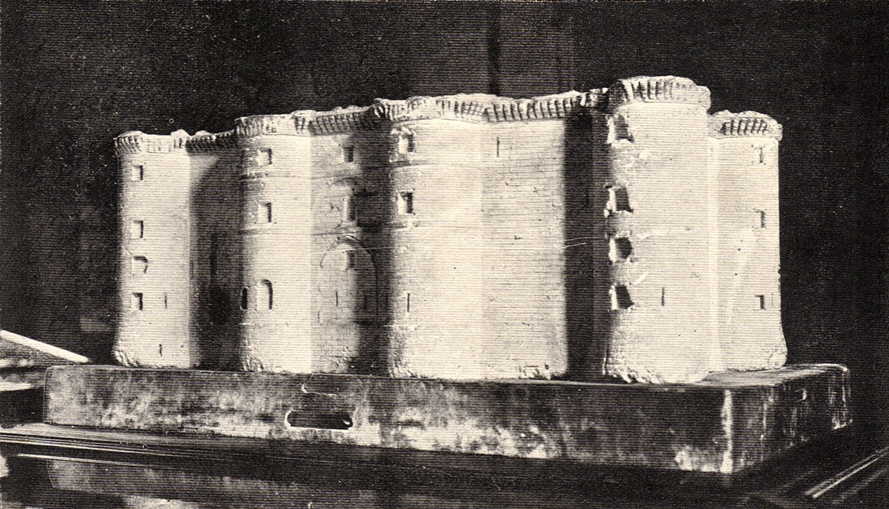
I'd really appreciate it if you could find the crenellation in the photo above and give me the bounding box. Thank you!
[709,111,782,139]
[607,76,711,111]
[114,76,786,383]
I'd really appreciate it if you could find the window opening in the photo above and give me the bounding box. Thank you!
[257,148,273,166]
[260,202,273,223]
[260,280,273,310]
[398,192,414,215]
[132,220,144,239]
[757,294,766,310]
[344,145,355,163]
[611,285,633,310]
[132,256,149,275]
[605,186,632,214]
[132,293,144,311]
[609,237,633,262]
[240,288,248,310]
[132,165,144,181]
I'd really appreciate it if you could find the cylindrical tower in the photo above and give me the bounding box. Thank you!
[593,76,715,383]
[237,113,314,373]
[376,97,487,379]
[709,111,787,371]
[114,130,195,368]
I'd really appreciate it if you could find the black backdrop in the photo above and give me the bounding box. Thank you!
[2,2,887,443]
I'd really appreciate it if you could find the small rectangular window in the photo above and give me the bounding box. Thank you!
[132,293,144,311]
[132,220,144,239]
[609,237,633,262]
[406,134,416,153]
[131,165,144,181]
[257,148,273,166]
[344,196,357,222]
[406,292,411,314]
[611,285,633,310]
[132,256,149,275]
[398,192,413,215]
[240,288,248,310]
[757,294,766,310]
[605,186,632,214]
[259,202,273,223]
[260,280,273,310]
[758,210,766,228]
[343,145,355,163]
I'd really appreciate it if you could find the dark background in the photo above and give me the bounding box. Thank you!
[2,2,887,444]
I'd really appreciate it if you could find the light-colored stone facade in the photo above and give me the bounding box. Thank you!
[114,76,786,383]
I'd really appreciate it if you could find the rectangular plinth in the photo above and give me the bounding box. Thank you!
[44,364,851,474]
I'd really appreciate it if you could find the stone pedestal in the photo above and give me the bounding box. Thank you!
[43,364,850,475]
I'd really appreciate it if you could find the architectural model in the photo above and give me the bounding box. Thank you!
[113,76,786,383]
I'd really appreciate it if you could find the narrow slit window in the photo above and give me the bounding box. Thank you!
[132,220,144,239]
[406,292,411,314]
[260,280,273,310]
[757,294,766,310]
[406,133,415,153]
[163,293,168,309]
[661,287,666,307]
[609,237,633,262]
[759,210,766,228]
[610,115,632,142]
[132,256,149,275]
[240,288,249,310]
[756,146,765,164]
[611,285,633,310]
[343,145,355,163]
[398,192,414,215]
[496,137,501,158]
[259,202,273,223]
[335,290,340,308]
[257,148,273,166]
[131,165,144,181]
[606,186,632,214]
[132,293,144,311]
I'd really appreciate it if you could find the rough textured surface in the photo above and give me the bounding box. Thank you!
[44,364,850,474]
[113,76,785,382]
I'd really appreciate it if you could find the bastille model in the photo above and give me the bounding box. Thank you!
[114,76,786,383]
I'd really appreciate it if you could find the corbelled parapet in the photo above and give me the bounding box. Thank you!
[373,94,492,123]
[486,89,605,122]
[234,113,311,138]
[185,130,238,153]
[310,106,375,135]
[114,129,190,155]
[607,76,711,111]
[710,111,783,140]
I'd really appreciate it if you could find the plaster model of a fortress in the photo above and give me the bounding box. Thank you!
[114,76,786,384]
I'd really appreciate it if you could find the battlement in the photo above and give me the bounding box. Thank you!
[114,130,190,155]
[234,113,312,139]
[710,111,783,140]
[186,130,238,152]
[607,76,711,111]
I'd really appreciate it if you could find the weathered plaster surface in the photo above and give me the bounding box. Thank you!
[114,76,785,383]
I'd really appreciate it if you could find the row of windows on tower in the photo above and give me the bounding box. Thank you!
[251,192,415,225]
[609,285,772,312]
[128,140,768,183]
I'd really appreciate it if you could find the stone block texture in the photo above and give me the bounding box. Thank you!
[114,76,786,382]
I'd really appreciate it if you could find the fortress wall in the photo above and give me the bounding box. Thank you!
[238,120,314,373]
[114,131,194,368]
[385,119,488,379]
[482,120,569,378]
[710,113,786,371]
[597,77,716,383]
[187,133,241,370]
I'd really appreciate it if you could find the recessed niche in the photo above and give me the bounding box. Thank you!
[132,256,149,275]
[343,145,355,163]
[240,288,249,310]
[259,280,273,311]
[131,165,144,181]
[756,294,766,310]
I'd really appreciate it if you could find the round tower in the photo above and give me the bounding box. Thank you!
[709,111,787,371]
[114,130,194,368]
[593,76,715,383]
[237,113,314,373]
[376,97,487,379]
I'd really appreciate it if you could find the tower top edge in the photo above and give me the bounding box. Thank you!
[709,111,783,140]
